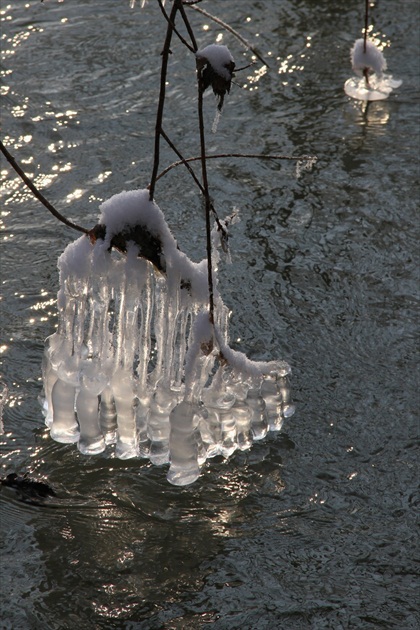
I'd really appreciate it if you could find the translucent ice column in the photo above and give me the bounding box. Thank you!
[167,400,201,486]
[50,378,79,443]
[99,386,118,445]
[246,382,268,441]
[111,247,144,459]
[166,310,215,481]
[76,388,104,455]
[41,332,62,428]
[76,265,112,455]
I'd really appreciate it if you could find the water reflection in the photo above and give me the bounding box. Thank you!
[345,98,391,130]
[1,438,288,624]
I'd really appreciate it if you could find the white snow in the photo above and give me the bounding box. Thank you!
[196,44,234,80]
[351,38,387,77]
[345,38,402,101]
[99,189,176,252]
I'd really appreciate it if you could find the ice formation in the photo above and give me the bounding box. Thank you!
[344,38,402,101]
[41,189,294,485]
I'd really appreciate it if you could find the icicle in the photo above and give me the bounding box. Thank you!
[167,400,201,486]
[112,369,138,459]
[261,371,286,432]
[217,394,238,458]
[111,246,142,459]
[246,383,268,440]
[227,377,252,451]
[201,365,238,458]
[147,385,174,465]
[99,386,118,444]
[50,378,79,443]
[76,389,105,455]
[41,333,61,427]
[212,108,222,134]
[279,375,296,419]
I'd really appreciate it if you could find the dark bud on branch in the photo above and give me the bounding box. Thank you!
[196,45,235,111]
[88,223,166,273]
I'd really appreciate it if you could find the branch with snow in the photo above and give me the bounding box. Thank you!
[344,38,402,101]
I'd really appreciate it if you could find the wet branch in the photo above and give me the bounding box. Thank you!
[197,66,215,325]
[157,0,195,53]
[155,152,317,182]
[149,0,181,201]
[179,0,198,52]
[186,3,269,67]
[0,140,88,234]
[158,128,204,194]
[363,0,369,52]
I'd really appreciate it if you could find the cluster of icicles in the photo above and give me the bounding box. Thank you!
[41,190,295,485]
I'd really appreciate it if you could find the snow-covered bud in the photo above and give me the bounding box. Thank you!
[196,44,235,111]
[351,38,387,78]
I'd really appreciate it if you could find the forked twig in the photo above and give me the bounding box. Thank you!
[155,152,317,182]
[157,0,195,53]
[178,0,198,51]
[158,128,204,194]
[186,3,269,67]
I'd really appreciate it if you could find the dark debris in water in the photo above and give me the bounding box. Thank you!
[1,473,56,506]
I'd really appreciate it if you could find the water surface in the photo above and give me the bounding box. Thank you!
[1,1,419,628]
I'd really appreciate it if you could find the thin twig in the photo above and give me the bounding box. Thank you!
[182,0,216,324]
[157,130,226,230]
[157,0,195,53]
[149,0,181,201]
[159,128,204,193]
[0,140,88,234]
[155,152,317,182]
[363,0,369,53]
[178,0,198,51]
[182,0,218,323]
[197,67,215,325]
[157,131,227,237]
[187,3,269,67]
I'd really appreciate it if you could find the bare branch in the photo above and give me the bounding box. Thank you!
[158,128,204,194]
[0,140,88,234]
[178,0,198,51]
[363,0,369,52]
[149,0,181,200]
[186,3,270,68]
[157,0,195,53]
[155,152,318,182]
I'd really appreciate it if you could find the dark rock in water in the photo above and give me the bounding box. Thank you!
[1,473,56,505]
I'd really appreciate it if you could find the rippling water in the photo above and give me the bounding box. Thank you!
[1,1,419,628]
